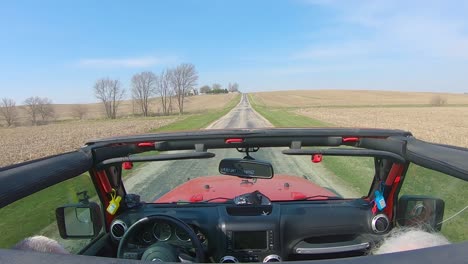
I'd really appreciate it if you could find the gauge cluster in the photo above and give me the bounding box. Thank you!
[130,220,208,247]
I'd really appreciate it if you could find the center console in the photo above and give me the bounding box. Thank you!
[218,205,281,263]
[223,230,278,262]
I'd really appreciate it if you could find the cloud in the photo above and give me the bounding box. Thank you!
[77,56,176,68]
[295,0,468,60]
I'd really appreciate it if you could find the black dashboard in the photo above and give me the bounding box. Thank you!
[109,199,389,262]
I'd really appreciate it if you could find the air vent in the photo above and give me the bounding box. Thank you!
[263,255,282,262]
[110,220,127,240]
[220,256,238,263]
[371,214,390,233]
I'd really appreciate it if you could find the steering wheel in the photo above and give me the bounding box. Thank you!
[117,215,205,262]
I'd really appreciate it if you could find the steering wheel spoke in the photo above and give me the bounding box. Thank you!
[179,252,196,263]
[121,248,145,260]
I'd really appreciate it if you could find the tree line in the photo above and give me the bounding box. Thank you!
[94,63,198,118]
[200,83,239,94]
[0,63,241,126]
[0,96,55,126]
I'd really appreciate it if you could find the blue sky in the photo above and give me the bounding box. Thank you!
[1,0,467,103]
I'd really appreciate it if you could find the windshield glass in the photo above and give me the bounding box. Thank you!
[123,149,375,202]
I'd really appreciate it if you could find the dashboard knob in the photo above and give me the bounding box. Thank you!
[263,254,282,262]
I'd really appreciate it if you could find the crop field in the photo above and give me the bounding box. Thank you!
[253,90,468,108]
[0,93,240,167]
[251,90,468,148]
[297,107,468,148]
[0,117,177,167]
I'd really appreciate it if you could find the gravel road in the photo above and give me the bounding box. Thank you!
[125,94,357,202]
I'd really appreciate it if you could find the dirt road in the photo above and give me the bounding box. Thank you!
[206,94,272,129]
[125,94,356,202]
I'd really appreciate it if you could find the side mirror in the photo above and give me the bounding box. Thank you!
[396,195,445,231]
[56,202,103,239]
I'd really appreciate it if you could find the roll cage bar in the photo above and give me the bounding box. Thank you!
[1,128,468,209]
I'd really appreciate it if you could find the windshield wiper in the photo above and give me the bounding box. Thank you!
[202,197,234,203]
[170,197,234,204]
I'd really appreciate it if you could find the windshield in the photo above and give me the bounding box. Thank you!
[123,148,375,203]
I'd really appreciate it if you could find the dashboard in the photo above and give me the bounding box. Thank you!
[110,199,389,262]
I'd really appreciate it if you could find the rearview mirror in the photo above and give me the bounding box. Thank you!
[219,158,274,179]
[56,202,103,239]
[396,195,445,231]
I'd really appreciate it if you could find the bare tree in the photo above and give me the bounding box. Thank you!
[24,97,55,124]
[71,105,88,120]
[228,82,239,92]
[0,98,18,127]
[169,63,198,114]
[94,78,125,119]
[131,71,157,117]
[37,97,55,121]
[199,85,211,94]
[212,83,222,91]
[24,96,42,125]
[157,69,174,115]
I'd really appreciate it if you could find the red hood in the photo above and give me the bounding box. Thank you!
[155,174,336,203]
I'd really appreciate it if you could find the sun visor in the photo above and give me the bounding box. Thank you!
[0,150,93,208]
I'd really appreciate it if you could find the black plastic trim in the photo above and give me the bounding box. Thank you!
[0,150,93,208]
[282,148,405,163]
[96,151,215,169]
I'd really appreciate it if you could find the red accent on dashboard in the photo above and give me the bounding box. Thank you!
[342,137,359,143]
[137,142,155,147]
[122,162,133,170]
[312,154,323,163]
[225,138,244,144]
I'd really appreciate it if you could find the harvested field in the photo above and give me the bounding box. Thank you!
[8,93,238,125]
[297,107,468,148]
[0,117,177,167]
[252,90,468,108]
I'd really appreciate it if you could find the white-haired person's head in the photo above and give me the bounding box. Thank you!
[13,236,69,254]
[373,228,449,254]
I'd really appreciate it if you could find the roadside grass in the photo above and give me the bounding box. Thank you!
[0,94,241,249]
[248,94,330,127]
[249,93,468,242]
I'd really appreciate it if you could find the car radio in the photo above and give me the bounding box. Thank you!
[227,230,274,251]
[224,230,275,262]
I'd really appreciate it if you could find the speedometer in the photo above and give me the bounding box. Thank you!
[153,222,172,241]
[175,227,191,242]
